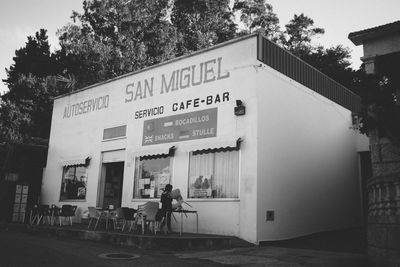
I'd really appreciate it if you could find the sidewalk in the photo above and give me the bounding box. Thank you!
[177,246,369,267]
[2,222,378,266]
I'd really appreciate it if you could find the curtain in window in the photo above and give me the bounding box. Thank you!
[189,150,239,198]
[214,151,239,198]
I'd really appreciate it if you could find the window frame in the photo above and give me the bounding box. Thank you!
[59,165,88,201]
[132,155,174,199]
[187,148,240,200]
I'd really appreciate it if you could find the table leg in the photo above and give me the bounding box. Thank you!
[196,212,198,233]
[180,212,183,236]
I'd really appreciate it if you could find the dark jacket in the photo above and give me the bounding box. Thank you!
[160,191,172,211]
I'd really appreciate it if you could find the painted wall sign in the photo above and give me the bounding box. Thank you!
[134,91,230,120]
[63,94,109,119]
[142,108,217,146]
[125,57,230,102]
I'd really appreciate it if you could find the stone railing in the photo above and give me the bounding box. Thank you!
[367,175,400,218]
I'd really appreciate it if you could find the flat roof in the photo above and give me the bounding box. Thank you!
[55,32,361,112]
[349,20,400,45]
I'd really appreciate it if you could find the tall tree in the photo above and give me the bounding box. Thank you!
[171,0,236,54]
[233,0,281,41]
[3,29,59,100]
[283,13,325,57]
[0,99,33,143]
[0,74,60,144]
[58,0,178,88]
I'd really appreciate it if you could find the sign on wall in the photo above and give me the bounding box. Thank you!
[142,108,217,146]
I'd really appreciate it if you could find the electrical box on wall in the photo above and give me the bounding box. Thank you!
[266,210,275,221]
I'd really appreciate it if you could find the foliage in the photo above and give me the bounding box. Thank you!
[282,13,325,56]
[3,29,60,99]
[352,69,400,143]
[57,0,178,88]
[0,99,33,143]
[233,0,281,41]
[0,74,60,144]
[171,0,236,54]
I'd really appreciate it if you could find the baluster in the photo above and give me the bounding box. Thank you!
[394,182,400,215]
[383,182,393,215]
[377,184,384,216]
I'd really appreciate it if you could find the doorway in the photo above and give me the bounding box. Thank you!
[98,162,124,209]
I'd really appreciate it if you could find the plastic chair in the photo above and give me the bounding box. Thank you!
[87,207,107,230]
[59,205,77,226]
[134,202,160,234]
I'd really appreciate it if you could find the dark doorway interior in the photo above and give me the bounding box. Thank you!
[101,162,124,209]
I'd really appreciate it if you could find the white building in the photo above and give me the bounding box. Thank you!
[41,33,369,244]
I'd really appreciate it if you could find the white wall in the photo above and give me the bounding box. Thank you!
[256,65,364,242]
[41,35,261,242]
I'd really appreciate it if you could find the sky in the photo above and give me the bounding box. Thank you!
[0,0,399,95]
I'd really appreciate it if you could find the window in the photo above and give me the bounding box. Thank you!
[103,125,126,140]
[60,166,88,200]
[188,150,239,199]
[133,157,173,199]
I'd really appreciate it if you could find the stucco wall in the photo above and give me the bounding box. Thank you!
[256,65,364,242]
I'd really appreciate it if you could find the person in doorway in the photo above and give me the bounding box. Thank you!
[160,184,173,234]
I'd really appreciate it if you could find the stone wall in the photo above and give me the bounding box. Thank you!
[368,130,400,265]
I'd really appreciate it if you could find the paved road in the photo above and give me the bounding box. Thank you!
[0,228,225,267]
[0,228,370,267]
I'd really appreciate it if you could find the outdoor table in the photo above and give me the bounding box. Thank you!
[172,209,198,236]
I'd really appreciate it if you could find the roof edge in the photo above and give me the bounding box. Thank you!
[349,20,400,46]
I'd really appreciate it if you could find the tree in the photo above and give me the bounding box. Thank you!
[2,29,59,100]
[283,13,325,57]
[233,0,281,41]
[0,30,65,144]
[352,69,400,144]
[58,0,178,88]
[171,0,236,54]
[0,74,60,144]
[0,99,33,143]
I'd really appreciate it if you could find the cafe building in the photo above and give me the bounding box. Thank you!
[40,33,369,244]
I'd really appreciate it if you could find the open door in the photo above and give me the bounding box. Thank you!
[98,162,124,209]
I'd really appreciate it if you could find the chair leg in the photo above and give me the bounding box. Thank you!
[129,219,136,232]
[37,215,42,225]
[94,218,100,230]
[88,218,93,229]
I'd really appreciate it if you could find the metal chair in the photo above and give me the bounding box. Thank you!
[122,208,136,232]
[59,205,77,226]
[50,205,61,225]
[32,205,51,225]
